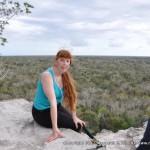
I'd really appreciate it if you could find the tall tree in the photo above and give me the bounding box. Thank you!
[0,0,34,45]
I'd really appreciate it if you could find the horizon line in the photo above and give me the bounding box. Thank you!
[1,55,150,57]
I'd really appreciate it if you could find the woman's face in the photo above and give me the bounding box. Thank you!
[55,57,71,73]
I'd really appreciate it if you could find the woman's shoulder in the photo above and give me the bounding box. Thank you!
[41,67,49,75]
[41,72,53,84]
[40,67,54,81]
[42,67,52,74]
[45,67,52,72]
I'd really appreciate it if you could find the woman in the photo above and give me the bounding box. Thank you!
[32,50,102,146]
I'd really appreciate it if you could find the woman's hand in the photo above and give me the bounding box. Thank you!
[73,117,85,129]
[45,129,64,143]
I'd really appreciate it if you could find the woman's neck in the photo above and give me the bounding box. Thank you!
[52,65,62,77]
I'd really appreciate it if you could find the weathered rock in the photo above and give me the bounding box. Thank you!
[0,99,147,150]
[0,99,105,150]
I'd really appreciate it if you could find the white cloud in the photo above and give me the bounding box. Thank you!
[6,19,47,38]
[126,22,150,32]
[15,16,64,23]
[132,0,150,4]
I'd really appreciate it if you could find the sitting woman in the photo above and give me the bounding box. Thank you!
[32,49,103,147]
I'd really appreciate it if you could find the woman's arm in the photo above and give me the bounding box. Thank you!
[72,110,77,120]
[41,72,64,142]
[41,72,57,130]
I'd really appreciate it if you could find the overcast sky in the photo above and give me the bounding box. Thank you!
[1,0,150,56]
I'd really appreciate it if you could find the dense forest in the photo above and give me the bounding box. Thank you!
[0,56,150,134]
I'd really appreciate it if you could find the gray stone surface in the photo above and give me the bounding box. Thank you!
[0,99,147,150]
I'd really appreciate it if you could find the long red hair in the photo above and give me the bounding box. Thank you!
[55,50,77,111]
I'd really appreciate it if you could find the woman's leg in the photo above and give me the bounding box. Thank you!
[32,106,52,128]
[57,104,81,132]
[57,106,103,147]
[32,104,80,131]
[137,118,150,150]
[57,104,99,141]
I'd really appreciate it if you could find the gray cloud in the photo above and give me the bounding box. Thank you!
[1,0,150,56]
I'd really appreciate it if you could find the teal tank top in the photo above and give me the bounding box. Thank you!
[33,67,64,110]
